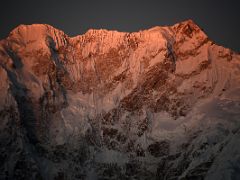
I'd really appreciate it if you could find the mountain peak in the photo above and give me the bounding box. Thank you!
[5,20,206,44]
[180,19,197,26]
[173,19,205,35]
[0,20,240,180]
[8,24,68,50]
[9,24,63,37]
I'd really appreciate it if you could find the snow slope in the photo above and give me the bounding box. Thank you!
[0,19,240,179]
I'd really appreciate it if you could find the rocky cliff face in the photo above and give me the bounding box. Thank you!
[0,20,240,179]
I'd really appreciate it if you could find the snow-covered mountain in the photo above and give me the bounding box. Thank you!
[0,20,240,179]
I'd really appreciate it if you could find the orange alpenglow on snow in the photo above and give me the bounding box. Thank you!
[0,20,240,179]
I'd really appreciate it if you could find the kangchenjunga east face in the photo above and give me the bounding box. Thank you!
[0,20,240,179]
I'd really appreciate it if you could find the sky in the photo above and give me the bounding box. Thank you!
[0,0,239,52]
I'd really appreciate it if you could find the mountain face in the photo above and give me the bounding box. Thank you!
[0,20,240,179]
